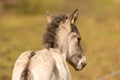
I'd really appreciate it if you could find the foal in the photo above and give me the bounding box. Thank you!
[12,9,87,80]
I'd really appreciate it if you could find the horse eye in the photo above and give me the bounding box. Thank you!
[78,38,81,42]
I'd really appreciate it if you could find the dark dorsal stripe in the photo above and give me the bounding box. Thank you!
[20,51,35,80]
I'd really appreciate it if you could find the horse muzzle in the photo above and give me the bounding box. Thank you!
[76,56,87,71]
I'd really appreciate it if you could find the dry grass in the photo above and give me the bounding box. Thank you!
[0,0,120,80]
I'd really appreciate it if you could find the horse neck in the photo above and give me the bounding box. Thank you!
[57,38,69,60]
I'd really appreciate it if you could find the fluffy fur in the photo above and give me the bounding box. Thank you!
[43,14,68,49]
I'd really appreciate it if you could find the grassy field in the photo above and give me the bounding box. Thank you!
[0,0,120,80]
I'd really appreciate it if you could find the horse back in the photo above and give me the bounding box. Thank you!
[28,49,55,80]
[12,49,56,80]
[12,51,34,80]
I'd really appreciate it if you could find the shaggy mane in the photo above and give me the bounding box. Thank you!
[43,14,68,49]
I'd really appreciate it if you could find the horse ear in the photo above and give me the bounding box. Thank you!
[46,11,53,23]
[68,9,78,24]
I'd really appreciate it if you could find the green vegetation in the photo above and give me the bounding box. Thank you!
[0,0,120,80]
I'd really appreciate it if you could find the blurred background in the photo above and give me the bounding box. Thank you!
[0,0,120,80]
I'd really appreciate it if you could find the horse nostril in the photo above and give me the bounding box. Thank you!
[81,62,87,67]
